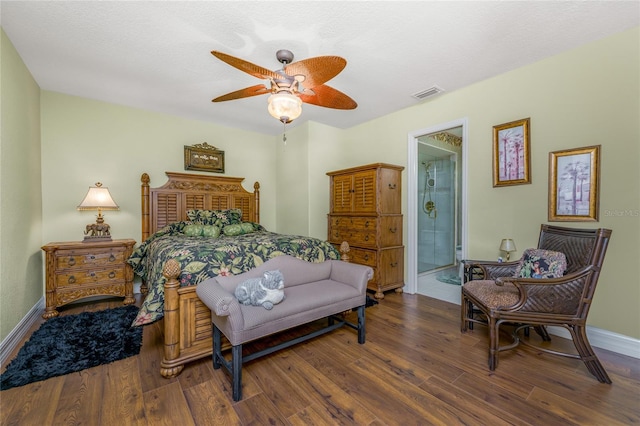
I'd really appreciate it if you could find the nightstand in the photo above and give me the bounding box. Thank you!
[41,239,136,319]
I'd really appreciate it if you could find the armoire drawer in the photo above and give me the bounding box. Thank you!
[347,246,377,267]
[329,215,402,248]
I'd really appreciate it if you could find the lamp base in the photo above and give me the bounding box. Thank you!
[82,235,112,243]
[83,218,112,242]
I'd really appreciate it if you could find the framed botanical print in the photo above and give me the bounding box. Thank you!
[548,145,600,222]
[184,142,225,173]
[493,118,531,187]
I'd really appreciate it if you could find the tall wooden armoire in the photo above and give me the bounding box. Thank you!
[327,163,404,299]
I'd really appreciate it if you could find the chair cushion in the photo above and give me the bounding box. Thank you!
[463,280,520,308]
[515,248,567,279]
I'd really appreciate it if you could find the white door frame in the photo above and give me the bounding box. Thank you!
[405,118,468,295]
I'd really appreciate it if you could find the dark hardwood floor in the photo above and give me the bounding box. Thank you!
[1,291,638,425]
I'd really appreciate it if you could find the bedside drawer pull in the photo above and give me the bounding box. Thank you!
[90,272,96,277]
[90,255,95,260]
[109,271,116,279]
[68,276,76,284]
[388,183,397,190]
[390,262,398,267]
[364,235,369,241]
[109,254,116,262]
[364,221,369,227]
[364,254,369,261]
[68,258,76,266]
[389,227,397,233]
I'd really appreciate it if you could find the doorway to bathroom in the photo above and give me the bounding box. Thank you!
[417,142,458,274]
[406,118,467,303]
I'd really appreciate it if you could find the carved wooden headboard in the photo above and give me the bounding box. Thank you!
[141,172,260,242]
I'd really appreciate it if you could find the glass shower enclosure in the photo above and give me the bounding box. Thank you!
[417,142,458,274]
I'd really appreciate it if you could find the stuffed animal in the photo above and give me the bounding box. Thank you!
[234,270,285,310]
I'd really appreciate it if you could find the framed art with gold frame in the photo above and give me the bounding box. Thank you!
[184,142,225,173]
[548,145,600,222]
[493,117,531,187]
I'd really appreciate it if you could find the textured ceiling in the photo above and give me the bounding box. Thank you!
[1,1,638,135]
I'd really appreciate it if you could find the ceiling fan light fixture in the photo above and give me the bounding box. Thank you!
[267,92,302,123]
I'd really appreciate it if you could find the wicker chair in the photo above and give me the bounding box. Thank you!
[460,224,613,383]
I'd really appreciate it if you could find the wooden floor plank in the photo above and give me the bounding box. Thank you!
[527,386,633,426]
[142,381,195,426]
[183,376,242,425]
[452,371,577,425]
[52,367,104,425]
[101,356,147,425]
[245,353,314,418]
[265,350,379,425]
[232,392,289,425]
[418,375,530,426]
[0,376,64,425]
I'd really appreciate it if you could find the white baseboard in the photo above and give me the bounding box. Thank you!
[546,326,640,359]
[0,297,45,366]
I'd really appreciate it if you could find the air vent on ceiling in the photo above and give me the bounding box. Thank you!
[411,85,444,100]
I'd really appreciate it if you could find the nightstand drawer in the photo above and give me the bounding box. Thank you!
[56,247,126,270]
[56,267,125,287]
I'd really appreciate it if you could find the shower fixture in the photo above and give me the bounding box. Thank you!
[421,161,437,218]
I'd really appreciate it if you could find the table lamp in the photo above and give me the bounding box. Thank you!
[499,238,516,261]
[77,182,119,242]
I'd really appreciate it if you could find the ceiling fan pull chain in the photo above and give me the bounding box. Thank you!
[282,121,287,144]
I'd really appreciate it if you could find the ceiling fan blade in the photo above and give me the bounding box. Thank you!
[285,56,346,89]
[212,84,270,102]
[211,51,282,80]
[299,85,357,110]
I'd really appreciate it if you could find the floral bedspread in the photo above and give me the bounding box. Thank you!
[127,222,340,326]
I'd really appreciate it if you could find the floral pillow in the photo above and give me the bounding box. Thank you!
[183,224,204,237]
[202,225,221,238]
[223,222,256,236]
[183,224,221,238]
[186,209,243,227]
[515,248,567,279]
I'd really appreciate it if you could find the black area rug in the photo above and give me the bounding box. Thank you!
[1,305,142,390]
[365,295,379,307]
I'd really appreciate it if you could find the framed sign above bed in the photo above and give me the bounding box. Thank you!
[184,142,225,173]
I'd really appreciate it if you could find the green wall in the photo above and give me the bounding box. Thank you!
[0,29,43,341]
[39,92,278,245]
[281,27,640,338]
[1,27,638,342]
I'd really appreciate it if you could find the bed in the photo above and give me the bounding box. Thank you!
[130,172,346,378]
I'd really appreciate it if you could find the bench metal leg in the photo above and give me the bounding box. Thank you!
[231,345,243,401]
[213,325,222,369]
[357,305,366,344]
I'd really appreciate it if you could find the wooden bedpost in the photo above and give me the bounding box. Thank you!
[140,173,151,294]
[254,182,260,224]
[160,259,184,378]
[141,173,150,242]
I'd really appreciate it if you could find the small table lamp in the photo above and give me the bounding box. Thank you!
[77,182,119,242]
[499,238,516,261]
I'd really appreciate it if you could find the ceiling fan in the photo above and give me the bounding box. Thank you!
[211,49,357,125]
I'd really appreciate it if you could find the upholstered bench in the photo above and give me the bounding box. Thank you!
[195,255,373,401]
